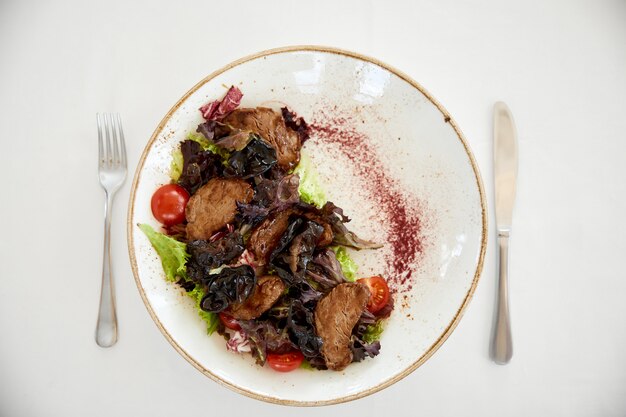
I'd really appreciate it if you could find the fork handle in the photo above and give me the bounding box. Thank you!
[491,231,513,364]
[96,192,118,347]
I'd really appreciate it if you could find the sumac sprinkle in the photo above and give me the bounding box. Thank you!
[310,109,424,292]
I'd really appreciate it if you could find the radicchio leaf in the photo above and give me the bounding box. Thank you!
[199,86,243,121]
[226,330,252,353]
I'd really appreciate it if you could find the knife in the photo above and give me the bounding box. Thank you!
[491,102,518,365]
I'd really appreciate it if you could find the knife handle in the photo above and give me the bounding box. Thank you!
[491,230,513,364]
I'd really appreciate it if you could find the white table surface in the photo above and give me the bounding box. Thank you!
[1,0,625,415]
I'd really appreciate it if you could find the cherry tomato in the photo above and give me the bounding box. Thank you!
[357,276,390,314]
[219,312,241,331]
[150,184,189,226]
[267,351,304,372]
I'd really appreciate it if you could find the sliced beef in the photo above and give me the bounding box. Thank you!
[186,178,253,241]
[228,275,286,320]
[247,209,293,266]
[314,282,371,371]
[223,107,301,171]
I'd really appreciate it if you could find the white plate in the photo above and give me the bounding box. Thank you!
[127,46,487,406]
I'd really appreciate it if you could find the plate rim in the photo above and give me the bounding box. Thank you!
[126,45,488,407]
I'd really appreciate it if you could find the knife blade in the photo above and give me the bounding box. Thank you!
[494,102,518,231]
[491,101,518,365]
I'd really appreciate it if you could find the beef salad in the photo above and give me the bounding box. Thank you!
[139,86,393,372]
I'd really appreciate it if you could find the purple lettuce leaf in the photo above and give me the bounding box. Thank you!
[297,282,323,304]
[177,139,224,194]
[238,319,296,365]
[251,174,300,211]
[236,201,270,227]
[321,202,382,249]
[273,174,301,210]
[196,120,236,142]
[350,336,381,362]
[281,107,311,143]
[352,309,377,341]
[305,248,347,290]
[215,130,253,151]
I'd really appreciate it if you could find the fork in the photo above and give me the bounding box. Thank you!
[95,113,127,347]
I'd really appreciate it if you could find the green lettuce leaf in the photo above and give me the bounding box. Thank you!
[138,223,218,335]
[299,359,315,370]
[331,246,358,282]
[363,320,385,343]
[170,148,184,181]
[293,152,326,208]
[138,223,189,282]
[187,287,219,335]
[186,132,230,158]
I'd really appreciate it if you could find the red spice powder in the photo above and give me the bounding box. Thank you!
[310,108,424,293]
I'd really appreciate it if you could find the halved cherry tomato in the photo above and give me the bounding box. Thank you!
[357,276,390,314]
[219,312,241,331]
[150,184,189,226]
[267,351,304,372]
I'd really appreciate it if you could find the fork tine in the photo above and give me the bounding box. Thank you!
[97,114,104,165]
[104,114,113,167]
[116,113,127,167]
[111,113,120,165]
